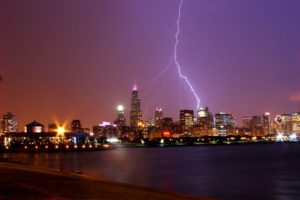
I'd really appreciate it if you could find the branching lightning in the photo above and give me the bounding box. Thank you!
[174,0,200,109]
[143,0,200,116]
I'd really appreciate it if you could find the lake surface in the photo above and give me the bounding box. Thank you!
[2,143,300,200]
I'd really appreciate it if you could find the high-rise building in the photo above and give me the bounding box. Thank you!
[196,107,213,128]
[251,115,262,128]
[130,82,142,128]
[275,113,300,134]
[161,117,173,130]
[115,105,126,127]
[242,116,252,129]
[262,112,271,135]
[180,110,194,132]
[276,114,292,134]
[71,120,82,132]
[1,112,18,134]
[291,112,300,134]
[251,115,263,136]
[154,107,163,128]
[215,112,236,135]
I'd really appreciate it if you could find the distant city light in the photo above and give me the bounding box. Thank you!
[107,137,120,143]
[117,105,124,112]
[163,130,170,137]
[276,133,284,141]
[289,134,297,141]
[99,121,111,127]
[56,126,65,137]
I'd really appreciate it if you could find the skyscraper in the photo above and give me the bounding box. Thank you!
[130,82,142,128]
[196,107,213,129]
[242,116,252,129]
[1,112,18,133]
[115,105,126,127]
[154,107,163,128]
[262,112,271,135]
[180,110,194,132]
[215,112,236,135]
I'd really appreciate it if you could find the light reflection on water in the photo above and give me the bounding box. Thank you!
[2,143,300,200]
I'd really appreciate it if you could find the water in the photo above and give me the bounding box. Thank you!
[2,143,300,200]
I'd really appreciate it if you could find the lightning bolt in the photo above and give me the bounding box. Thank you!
[174,0,200,109]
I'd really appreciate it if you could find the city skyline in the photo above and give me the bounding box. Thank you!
[1,0,300,129]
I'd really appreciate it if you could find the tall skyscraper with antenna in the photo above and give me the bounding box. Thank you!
[130,82,142,128]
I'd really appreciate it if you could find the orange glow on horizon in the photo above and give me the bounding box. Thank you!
[163,130,171,137]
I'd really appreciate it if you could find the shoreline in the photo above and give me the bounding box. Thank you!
[0,161,213,200]
[1,139,297,153]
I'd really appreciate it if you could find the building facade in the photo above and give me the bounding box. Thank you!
[215,112,236,135]
[154,107,163,128]
[262,112,271,135]
[180,110,194,133]
[130,82,142,128]
[71,120,82,132]
[115,105,126,127]
[1,112,18,134]
[25,121,45,133]
[196,107,214,128]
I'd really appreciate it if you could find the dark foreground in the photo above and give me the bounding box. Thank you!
[0,162,212,200]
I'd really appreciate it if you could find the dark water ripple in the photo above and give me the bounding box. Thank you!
[2,143,300,200]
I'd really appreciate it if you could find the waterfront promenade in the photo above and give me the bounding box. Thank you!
[0,161,212,200]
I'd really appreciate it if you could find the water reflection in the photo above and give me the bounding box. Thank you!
[2,143,300,199]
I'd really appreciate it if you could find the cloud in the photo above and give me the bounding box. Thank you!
[290,93,300,102]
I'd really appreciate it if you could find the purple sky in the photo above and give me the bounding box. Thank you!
[1,0,300,130]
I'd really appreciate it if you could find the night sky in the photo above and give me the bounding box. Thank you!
[1,0,300,130]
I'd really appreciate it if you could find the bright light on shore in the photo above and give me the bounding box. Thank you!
[276,133,284,141]
[289,134,297,141]
[57,126,65,137]
[107,137,120,143]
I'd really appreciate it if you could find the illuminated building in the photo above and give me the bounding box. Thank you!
[180,110,194,132]
[251,115,263,136]
[114,105,126,127]
[154,107,163,128]
[48,124,57,132]
[242,116,251,129]
[71,120,82,132]
[130,82,142,128]
[242,116,251,135]
[196,107,213,128]
[81,128,90,134]
[192,107,214,136]
[161,117,173,130]
[92,125,104,138]
[25,121,44,133]
[262,112,271,135]
[1,112,18,134]
[275,114,292,134]
[146,118,155,127]
[215,112,236,135]
[275,113,300,134]
[93,121,118,138]
[291,112,300,134]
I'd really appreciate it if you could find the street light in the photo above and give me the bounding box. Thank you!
[56,126,65,172]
